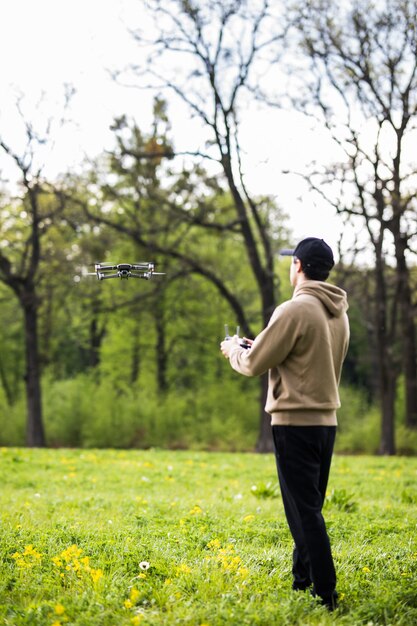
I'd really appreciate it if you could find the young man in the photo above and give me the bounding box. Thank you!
[220,237,349,611]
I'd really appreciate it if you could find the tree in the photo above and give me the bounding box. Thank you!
[73,93,290,449]
[114,0,290,450]
[284,0,417,453]
[0,123,65,446]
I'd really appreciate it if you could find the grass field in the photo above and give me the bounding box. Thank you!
[1,447,416,626]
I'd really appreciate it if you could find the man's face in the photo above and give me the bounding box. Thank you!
[290,257,300,286]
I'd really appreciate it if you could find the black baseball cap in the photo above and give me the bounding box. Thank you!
[280,237,334,278]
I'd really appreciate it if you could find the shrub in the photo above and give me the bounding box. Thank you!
[336,386,380,454]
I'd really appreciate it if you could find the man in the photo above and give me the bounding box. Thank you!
[220,237,349,611]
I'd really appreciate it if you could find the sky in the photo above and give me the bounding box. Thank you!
[0,0,345,253]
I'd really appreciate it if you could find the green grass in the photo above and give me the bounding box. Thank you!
[0,448,416,625]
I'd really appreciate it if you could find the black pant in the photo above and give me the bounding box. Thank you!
[272,425,337,600]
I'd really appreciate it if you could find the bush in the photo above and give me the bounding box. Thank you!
[3,377,417,454]
[0,393,26,446]
[40,372,259,450]
[335,386,381,454]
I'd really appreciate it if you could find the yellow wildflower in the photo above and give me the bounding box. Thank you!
[54,604,65,615]
[90,568,103,584]
[130,587,140,604]
[189,504,203,515]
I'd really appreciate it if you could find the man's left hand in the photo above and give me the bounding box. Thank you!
[220,335,239,359]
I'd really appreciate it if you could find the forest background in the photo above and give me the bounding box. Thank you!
[0,0,416,457]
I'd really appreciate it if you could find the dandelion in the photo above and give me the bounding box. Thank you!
[90,568,103,584]
[362,566,371,573]
[131,616,143,625]
[237,567,249,578]
[12,544,43,569]
[139,561,150,570]
[176,563,192,575]
[189,504,203,515]
[52,544,103,586]
[124,599,133,609]
[130,587,140,603]
[243,514,255,523]
[54,604,65,616]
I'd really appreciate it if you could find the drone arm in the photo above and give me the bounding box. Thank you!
[129,271,150,279]
[98,273,120,280]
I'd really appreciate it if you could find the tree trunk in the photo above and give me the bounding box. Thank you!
[22,294,45,447]
[0,354,14,406]
[379,375,396,455]
[89,317,106,369]
[394,242,417,428]
[155,295,168,393]
[374,259,396,455]
[131,322,141,384]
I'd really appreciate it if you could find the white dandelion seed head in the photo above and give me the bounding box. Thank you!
[139,561,150,570]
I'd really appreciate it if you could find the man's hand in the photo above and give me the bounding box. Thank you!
[242,337,253,348]
[220,335,239,359]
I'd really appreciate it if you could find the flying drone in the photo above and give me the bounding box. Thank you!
[88,262,165,281]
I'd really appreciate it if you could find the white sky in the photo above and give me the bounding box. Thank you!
[0,0,345,253]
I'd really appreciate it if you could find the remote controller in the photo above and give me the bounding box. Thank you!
[224,324,251,349]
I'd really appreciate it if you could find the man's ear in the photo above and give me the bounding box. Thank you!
[294,259,303,274]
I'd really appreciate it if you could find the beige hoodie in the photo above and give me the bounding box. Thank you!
[228,280,350,426]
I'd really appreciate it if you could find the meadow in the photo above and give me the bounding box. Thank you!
[1,447,416,626]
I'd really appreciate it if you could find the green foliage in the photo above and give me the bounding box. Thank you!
[3,375,417,454]
[0,394,26,446]
[335,387,381,454]
[0,449,417,625]
[325,488,358,513]
[31,371,258,451]
[250,481,280,499]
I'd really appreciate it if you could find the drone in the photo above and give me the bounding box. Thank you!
[88,262,165,281]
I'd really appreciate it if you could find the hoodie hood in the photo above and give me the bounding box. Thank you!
[294,280,348,318]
